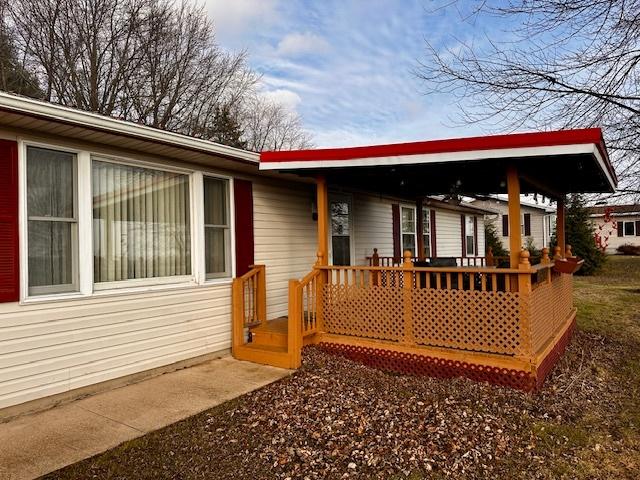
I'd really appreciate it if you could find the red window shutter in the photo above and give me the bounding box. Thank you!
[233,179,254,277]
[617,221,624,237]
[636,220,640,237]
[473,216,478,256]
[502,214,509,236]
[460,214,466,257]
[392,204,400,260]
[0,140,19,302]
[524,213,531,236]
[430,209,437,257]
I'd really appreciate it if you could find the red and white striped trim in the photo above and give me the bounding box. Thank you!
[260,128,616,190]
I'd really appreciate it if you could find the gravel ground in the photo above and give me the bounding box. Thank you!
[43,259,640,479]
[43,334,637,480]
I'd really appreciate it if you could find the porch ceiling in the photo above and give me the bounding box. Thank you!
[260,129,617,198]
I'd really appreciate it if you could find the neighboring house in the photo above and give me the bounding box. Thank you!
[471,195,556,251]
[0,92,488,414]
[587,204,640,253]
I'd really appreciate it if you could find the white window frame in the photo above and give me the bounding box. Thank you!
[91,155,195,291]
[400,205,417,256]
[23,145,80,296]
[202,173,234,281]
[422,208,432,258]
[18,137,236,303]
[465,215,476,257]
[328,192,355,266]
[623,220,636,237]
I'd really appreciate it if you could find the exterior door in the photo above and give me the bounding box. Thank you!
[329,194,353,266]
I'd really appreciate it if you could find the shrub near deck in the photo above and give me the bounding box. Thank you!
[44,257,640,480]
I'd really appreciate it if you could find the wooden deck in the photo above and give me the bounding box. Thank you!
[231,247,577,391]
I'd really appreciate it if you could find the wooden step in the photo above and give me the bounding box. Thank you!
[249,317,288,348]
[233,343,292,369]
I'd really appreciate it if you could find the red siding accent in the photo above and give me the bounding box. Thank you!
[392,204,400,261]
[524,213,531,236]
[0,140,19,302]
[460,214,466,258]
[233,179,254,277]
[430,210,437,257]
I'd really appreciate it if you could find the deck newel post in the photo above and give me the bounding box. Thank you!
[287,279,302,368]
[541,247,551,283]
[402,250,416,346]
[553,246,562,261]
[232,278,245,355]
[556,196,566,258]
[518,249,533,358]
[487,246,494,267]
[372,248,380,286]
[257,265,267,326]
[565,244,573,258]
[316,175,329,266]
[315,252,326,334]
[507,165,522,269]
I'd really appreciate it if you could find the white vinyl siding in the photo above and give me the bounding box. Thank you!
[252,180,317,319]
[433,210,461,257]
[472,199,553,250]
[352,193,394,266]
[0,284,231,410]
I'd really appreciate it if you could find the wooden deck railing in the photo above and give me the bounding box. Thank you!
[366,249,488,267]
[293,248,573,360]
[232,265,266,353]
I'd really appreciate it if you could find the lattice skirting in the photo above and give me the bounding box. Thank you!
[317,318,576,393]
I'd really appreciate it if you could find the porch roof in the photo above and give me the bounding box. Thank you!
[260,129,617,198]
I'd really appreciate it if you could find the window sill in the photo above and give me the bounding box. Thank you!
[20,278,233,305]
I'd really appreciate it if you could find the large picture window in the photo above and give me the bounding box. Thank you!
[401,206,417,256]
[204,177,231,278]
[27,147,78,295]
[92,160,191,284]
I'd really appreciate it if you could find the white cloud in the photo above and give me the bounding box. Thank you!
[260,89,302,113]
[205,0,279,43]
[276,32,330,57]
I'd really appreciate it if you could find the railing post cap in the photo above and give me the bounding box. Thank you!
[519,249,531,268]
[403,250,413,267]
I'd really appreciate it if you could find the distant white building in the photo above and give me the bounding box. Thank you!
[587,204,640,254]
[471,195,556,251]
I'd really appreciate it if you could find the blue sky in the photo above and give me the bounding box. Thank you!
[205,0,505,147]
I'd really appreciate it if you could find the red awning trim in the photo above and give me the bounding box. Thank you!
[260,128,616,188]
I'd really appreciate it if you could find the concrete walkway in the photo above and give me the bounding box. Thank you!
[0,356,290,480]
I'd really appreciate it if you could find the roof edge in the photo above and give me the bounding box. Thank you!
[0,91,259,164]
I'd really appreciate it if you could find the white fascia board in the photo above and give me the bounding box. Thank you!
[0,91,259,164]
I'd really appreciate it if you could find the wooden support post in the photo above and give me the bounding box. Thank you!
[541,247,551,283]
[507,166,522,269]
[316,175,329,266]
[416,198,425,260]
[518,249,533,357]
[557,196,566,259]
[402,250,416,346]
